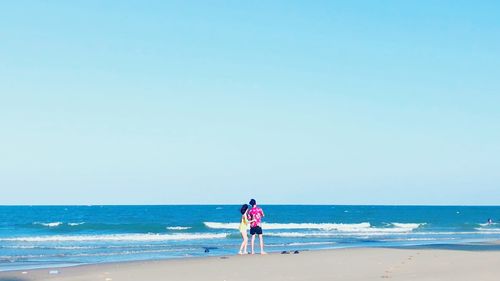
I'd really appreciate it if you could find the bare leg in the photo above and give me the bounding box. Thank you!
[259,234,266,254]
[239,231,247,254]
[251,234,256,254]
[244,235,248,254]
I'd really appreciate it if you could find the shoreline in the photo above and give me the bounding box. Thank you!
[2,244,500,281]
[4,239,500,273]
[2,240,500,273]
[0,240,500,272]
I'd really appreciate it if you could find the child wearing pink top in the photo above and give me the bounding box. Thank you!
[248,199,266,255]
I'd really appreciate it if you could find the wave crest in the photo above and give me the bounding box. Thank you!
[204,222,423,232]
[33,222,63,227]
[391,223,425,229]
[166,226,192,231]
[204,222,372,231]
[0,233,228,242]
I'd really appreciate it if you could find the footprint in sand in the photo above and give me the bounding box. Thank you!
[382,269,393,279]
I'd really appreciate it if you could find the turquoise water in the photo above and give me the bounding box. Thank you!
[1,205,499,271]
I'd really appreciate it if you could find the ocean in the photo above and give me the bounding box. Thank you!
[1,205,499,271]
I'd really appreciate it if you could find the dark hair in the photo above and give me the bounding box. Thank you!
[249,199,256,206]
[240,204,249,214]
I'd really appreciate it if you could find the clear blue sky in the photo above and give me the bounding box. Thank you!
[1,1,499,205]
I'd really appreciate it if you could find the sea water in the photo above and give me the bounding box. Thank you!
[1,205,499,271]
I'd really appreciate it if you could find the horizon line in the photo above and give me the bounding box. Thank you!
[1,203,500,207]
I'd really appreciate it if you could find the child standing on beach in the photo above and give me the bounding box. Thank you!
[248,199,266,255]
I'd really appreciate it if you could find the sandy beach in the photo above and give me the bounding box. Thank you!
[2,247,500,281]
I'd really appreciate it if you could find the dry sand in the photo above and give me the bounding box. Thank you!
[1,247,500,281]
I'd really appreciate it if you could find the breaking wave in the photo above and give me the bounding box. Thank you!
[204,222,423,232]
[0,233,228,242]
[33,222,63,227]
[166,226,192,231]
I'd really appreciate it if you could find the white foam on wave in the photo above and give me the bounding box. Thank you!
[287,241,337,246]
[268,228,500,238]
[381,238,454,242]
[204,222,372,231]
[34,222,63,227]
[266,227,421,238]
[412,231,500,236]
[479,222,498,227]
[204,222,423,233]
[0,233,228,242]
[34,222,85,227]
[476,227,500,233]
[267,241,336,248]
[391,223,425,229]
[266,232,336,238]
[4,245,101,250]
[1,248,199,261]
[166,226,192,231]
